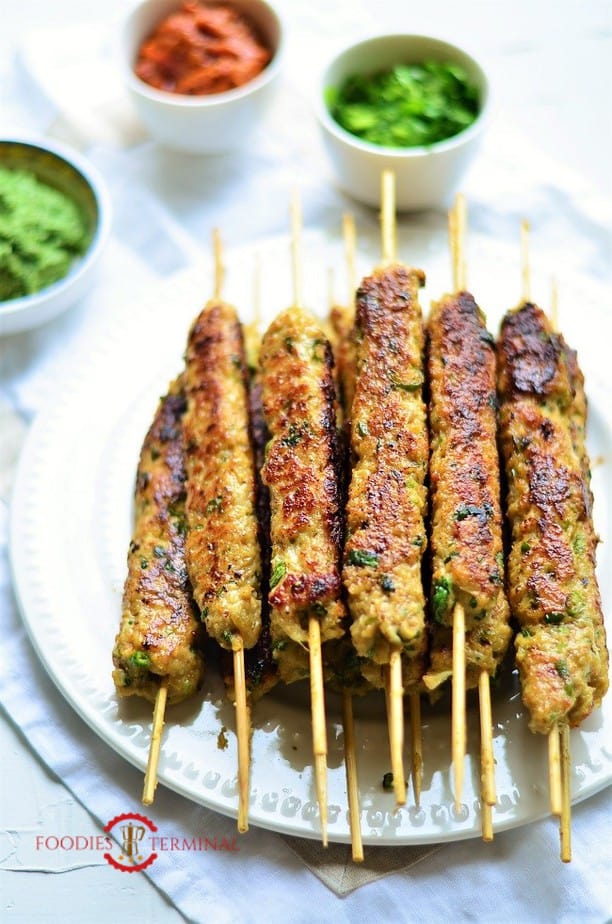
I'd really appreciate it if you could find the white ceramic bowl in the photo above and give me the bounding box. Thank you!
[315,34,490,212]
[0,138,111,337]
[121,0,283,154]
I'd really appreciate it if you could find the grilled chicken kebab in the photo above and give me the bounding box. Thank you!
[425,292,511,691]
[343,263,429,691]
[497,301,608,734]
[259,307,346,683]
[183,300,263,652]
[113,378,205,704]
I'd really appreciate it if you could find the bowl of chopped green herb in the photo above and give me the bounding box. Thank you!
[0,138,111,336]
[315,33,489,211]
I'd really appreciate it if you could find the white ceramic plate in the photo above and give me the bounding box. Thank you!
[9,221,612,844]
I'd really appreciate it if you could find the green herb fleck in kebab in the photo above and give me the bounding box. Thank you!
[129,651,151,669]
[347,549,379,568]
[270,560,287,589]
[432,576,452,624]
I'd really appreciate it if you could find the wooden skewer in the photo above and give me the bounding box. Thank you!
[309,617,329,846]
[336,212,364,859]
[142,677,169,805]
[560,723,572,862]
[478,670,496,807]
[290,187,329,845]
[213,229,252,832]
[327,266,335,311]
[342,691,364,862]
[212,227,224,299]
[481,801,494,842]
[520,219,531,303]
[233,640,251,832]
[548,725,563,817]
[381,170,397,267]
[343,212,357,297]
[388,649,407,806]
[379,170,411,808]
[448,196,469,814]
[544,278,569,828]
[409,692,423,807]
[449,194,498,829]
[449,193,467,291]
[550,275,559,331]
[520,220,568,852]
[451,602,466,812]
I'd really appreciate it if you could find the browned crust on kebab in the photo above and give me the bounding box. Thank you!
[222,376,279,701]
[184,300,262,651]
[259,307,346,682]
[344,264,428,691]
[498,302,608,734]
[113,379,205,705]
[424,292,511,691]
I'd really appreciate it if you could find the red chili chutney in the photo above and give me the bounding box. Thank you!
[135,1,272,95]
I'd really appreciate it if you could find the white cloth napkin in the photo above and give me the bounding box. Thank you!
[2,6,612,922]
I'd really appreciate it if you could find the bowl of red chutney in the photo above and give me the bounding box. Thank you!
[122,0,283,153]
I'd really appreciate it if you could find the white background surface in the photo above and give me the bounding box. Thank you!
[1,1,611,922]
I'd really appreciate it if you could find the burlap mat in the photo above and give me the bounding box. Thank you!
[282,835,444,896]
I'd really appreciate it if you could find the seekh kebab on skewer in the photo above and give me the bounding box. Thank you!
[497,301,608,735]
[184,300,263,651]
[344,263,429,692]
[183,276,264,832]
[342,219,429,809]
[424,293,511,693]
[259,307,346,681]
[259,300,347,846]
[113,377,205,704]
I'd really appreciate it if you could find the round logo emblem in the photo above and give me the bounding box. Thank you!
[103,813,158,872]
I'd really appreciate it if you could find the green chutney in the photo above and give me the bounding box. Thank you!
[0,166,89,302]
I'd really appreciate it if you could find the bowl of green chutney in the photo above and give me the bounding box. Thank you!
[0,138,111,336]
[314,33,490,211]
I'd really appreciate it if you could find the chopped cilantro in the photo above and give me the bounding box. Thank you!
[347,549,379,567]
[326,62,480,148]
[270,560,287,589]
[432,577,451,624]
[453,502,493,522]
[389,372,424,393]
[130,651,150,669]
[545,612,564,625]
